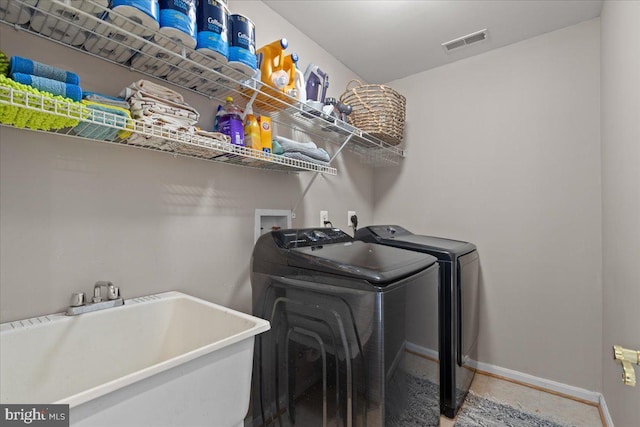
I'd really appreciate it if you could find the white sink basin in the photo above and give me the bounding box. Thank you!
[0,291,269,426]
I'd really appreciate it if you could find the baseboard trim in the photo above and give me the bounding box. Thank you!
[474,360,600,404]
[406,342,439,362]
[599,393,614,427]
[404,344,612,425]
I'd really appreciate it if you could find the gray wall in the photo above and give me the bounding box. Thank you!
[374,20,603,392]
[0,1,374,322]
[601,1,640,425]
[3,1,634,410]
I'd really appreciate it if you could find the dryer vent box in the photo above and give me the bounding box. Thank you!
[255,209,292,243]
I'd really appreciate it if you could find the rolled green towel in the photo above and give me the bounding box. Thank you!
[0,74,87,130]
[0,51,9,76]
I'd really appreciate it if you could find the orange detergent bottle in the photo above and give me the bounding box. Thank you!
[257,38,289,90]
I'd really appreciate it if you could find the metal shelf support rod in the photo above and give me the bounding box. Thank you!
[291,134,353,219]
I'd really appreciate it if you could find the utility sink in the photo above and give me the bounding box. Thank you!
[0,291,270,426]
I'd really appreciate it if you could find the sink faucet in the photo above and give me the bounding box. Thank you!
[92,280,119,303]
[66,281,124,316]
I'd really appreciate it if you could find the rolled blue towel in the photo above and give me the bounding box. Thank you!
[10,56,80,85]
[73,102,131,141]
[82,91,130,109]
[11,73,82,102]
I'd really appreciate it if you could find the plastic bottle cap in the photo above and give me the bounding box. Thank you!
[271,70,290,89]
[280,38,288,49]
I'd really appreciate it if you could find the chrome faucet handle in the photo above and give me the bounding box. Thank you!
[108,286,120,300]
[92,281,115,303]
[70,292,85,307]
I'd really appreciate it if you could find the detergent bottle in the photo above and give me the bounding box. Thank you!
[244,105,261,151]
[282,52,299,97]
[293,63,306,103]
[219,96,244,146]
[257,38,289,90]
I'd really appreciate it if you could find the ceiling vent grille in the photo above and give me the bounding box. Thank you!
[442,29,488,52]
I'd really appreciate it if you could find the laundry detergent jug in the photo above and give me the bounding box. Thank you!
[257,38,289,90]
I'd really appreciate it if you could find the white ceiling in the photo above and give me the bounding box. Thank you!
[263,0,603,83]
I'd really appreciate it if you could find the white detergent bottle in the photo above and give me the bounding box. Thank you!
[294,66,306,103]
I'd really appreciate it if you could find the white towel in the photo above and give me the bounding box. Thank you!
[128,97,198,124]
[123,79,185,104]
[121,80,199,126]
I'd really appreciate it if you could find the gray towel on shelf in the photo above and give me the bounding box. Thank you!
[274,135,330,162]
[282,151,330,166]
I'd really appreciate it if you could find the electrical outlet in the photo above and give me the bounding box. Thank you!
[320,210,329,227]
[347,211,356,227]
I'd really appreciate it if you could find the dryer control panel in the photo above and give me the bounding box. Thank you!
[274,228,353,249]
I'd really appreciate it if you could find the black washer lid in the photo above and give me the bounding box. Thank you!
[358,225,476,260]
[288,240,437,286]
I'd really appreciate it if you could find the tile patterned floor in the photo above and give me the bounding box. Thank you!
[440,372,603,427]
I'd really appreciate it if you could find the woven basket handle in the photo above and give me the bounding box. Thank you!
[345,79,363,91]
[349,81,387,130]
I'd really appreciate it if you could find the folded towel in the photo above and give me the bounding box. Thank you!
[11,73,82,102]
[73,100,132,141]
[127,133,173,151]
[271,139,284,155]
[274,135,318,151]
[127,91,199,124]
[274,135,330,162]
[195,129,230,144]
[282,151,331,166]
[83,91,130,109]
[10,56,80,85]
[121,79,199,126]
[122,79,185,104]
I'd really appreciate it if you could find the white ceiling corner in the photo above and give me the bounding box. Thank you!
[263,0,603,84]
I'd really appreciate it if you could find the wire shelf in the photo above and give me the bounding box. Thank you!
[0,85,337,174]
[0,0,404,166]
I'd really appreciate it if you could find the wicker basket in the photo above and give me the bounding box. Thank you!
[339,79,406,146]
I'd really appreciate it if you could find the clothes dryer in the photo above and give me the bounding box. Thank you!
[249,228,440,426]
[355,225,480,418]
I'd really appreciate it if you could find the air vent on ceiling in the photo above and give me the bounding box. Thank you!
[442,29,488,52]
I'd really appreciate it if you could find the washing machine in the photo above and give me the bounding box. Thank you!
[355,225,480,419]
[249,227,441,427]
